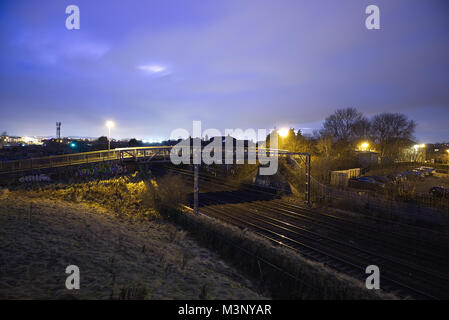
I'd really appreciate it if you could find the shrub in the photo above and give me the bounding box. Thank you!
[171,212,396,300]
[142,174,188,217]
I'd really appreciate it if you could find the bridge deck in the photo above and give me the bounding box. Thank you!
[0,146,309,174]
[0,147,172,174]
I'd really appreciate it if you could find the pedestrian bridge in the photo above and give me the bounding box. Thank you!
[0,146,312,207]
[0,146,309,174]
[0,147,172,174]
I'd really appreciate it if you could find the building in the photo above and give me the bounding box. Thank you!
[426,143,449,164]
[355,151,380,167]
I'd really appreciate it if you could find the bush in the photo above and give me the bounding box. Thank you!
[142,174,188,216]
[171,212,396,300]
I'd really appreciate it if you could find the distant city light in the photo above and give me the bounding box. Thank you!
[21,136,43,145]
[278,128,289,137]
[142,138,163,143]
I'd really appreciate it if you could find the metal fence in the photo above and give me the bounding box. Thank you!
[0,146,172,174]
[310,176,449,224]
[0,146,301,174]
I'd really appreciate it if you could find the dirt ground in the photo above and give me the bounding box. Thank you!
[0,193,266,300]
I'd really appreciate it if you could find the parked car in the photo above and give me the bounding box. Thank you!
[429,186,449,198]
[387,173,405,182]
[418,167,435,176]
[371,175,390,183]
[405,170,424,179]
[355,176,385,187]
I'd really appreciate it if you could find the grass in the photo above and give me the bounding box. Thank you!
[0,179,265,300]
[2,170,399,299]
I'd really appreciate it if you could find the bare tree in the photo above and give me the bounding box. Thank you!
[370,113,416,157]
[316,134,333,159]
[321,108,367,143]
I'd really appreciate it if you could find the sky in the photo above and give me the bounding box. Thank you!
[0,0,448,142]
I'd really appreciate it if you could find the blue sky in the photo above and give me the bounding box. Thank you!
[0,0,448,142]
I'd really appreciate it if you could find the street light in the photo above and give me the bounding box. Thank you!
[359,142,370,151]
[278,128,289,138]
[106,121,114,151]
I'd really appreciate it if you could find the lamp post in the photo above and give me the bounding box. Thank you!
[359,142,370,152]
[413,144,425,162]
[106,121,114,151]
[278,128,289,138]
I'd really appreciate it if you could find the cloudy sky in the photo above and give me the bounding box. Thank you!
[1,0,448,142]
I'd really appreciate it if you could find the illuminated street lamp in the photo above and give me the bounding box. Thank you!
[413,144,426,151]
[412,144,426,162]
[359,142,370,152]
[106,121,115,151]
[278,128,289,138]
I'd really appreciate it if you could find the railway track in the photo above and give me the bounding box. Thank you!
[158,166,449,299]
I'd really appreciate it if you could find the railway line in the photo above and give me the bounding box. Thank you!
[159,166,449,299]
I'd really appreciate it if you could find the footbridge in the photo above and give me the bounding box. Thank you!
[0,146,311,207]
[0,146,173,174]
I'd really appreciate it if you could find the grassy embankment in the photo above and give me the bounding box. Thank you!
[3,171,396,299]
[0,175,264,300]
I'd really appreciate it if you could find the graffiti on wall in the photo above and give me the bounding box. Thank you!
[19,174,52,183]
[75,162,128,177]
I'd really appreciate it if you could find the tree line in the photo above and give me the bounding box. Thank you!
[275,108,416,161]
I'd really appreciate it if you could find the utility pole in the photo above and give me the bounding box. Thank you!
[108,126,111,151]
[305,154,311,207]
[194,164,200,214]
[106,121,114,151]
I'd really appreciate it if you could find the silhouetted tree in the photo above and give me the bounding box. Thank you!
[316,134,333,159]
[321,108,367,143]
[370,113,416,158]
[128,138,142,147]
[97,136,108,144]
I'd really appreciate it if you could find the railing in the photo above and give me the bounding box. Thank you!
[0,146,304,174]
[0,146,172,174]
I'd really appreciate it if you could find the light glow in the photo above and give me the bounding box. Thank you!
[278,128,289,138]
[413,144,425,151]
[106,121,115,129]
[359,142,370,151]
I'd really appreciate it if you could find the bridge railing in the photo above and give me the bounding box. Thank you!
[0,146,305,174]
[0,146,173,174]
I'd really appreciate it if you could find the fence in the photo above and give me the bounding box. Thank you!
[330,168,361,188]
[171,209,382,299]
[0,147,173,174]
[310,176,449,226]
